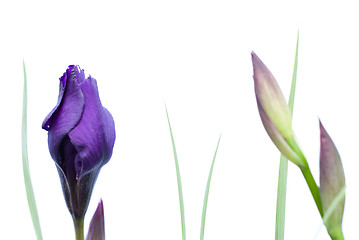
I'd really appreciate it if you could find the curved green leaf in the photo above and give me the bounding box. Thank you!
[165,105,186,240]
[22,61,43,240]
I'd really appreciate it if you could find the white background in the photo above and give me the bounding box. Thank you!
[1,0,359,239]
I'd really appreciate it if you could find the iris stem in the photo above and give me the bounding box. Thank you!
[300,166,323,217]
[74,217,85,240]
[330,230,344,240]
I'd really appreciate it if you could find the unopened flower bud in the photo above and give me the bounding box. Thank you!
[319,121,345,239]
[251,52,305,167]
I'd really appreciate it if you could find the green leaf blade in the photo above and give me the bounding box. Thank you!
[322,186,346,229]
[275,154,289,240]
[275,31,299,240]
[200,135,221,240]
[22,61,43,240]
[165,105,186,240]
[288,31,299,113]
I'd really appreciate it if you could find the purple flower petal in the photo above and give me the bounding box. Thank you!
[100,107,116,163]
[42,66,85,165]
[68,75,115,177]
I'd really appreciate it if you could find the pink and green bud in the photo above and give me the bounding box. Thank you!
[86,199,105,240]
[319,121,345,239]
[251,52,306,167]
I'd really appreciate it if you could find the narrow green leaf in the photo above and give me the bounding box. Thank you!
[275,31,299,240]
[165,105,186,240]
[275,154,288,240]
[313,186,346,240]
[288,31,299,113]
[200,135,221,240]
[322,186,346,227]
[22,61,43,240]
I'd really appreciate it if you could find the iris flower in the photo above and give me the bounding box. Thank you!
[42,65,115,238]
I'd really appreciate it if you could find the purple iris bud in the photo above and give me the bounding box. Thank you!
[251,52,306,167]
[319,121,345,239]
[42,65,115,222]
[86,199,105,240]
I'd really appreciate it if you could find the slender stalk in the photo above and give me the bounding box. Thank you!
[74,217,85,240]
[288,138,323,217]
[165,105,186,240]
[330,230,344,240]
[275,31,299,240]
[22,60,43,240]
[275,155,288,240]
[288,31,299,112]
[200,135,221,240]
[300,167,323,217]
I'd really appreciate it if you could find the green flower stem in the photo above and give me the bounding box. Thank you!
[330,230,344,240]
[74,217,84,240]
[300,166,323,217]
